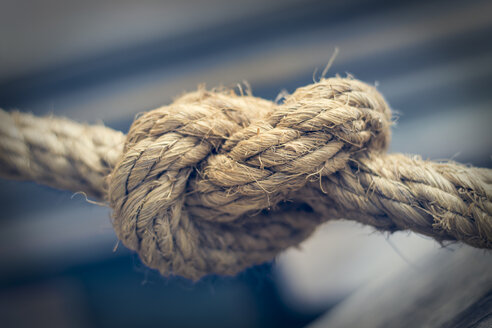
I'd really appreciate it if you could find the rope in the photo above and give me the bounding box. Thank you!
[0,77,490,280]
[0,109,125,199]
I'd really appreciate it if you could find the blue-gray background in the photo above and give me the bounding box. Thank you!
[0,0,491,327]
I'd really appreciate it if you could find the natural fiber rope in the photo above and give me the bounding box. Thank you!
[0,77,491,280]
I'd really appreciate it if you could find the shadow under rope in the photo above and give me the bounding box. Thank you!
[0,253,330,328]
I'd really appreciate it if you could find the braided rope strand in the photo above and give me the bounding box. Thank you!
[0,109,125,199]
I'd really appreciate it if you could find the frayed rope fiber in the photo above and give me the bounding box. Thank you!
[1,77,491,280]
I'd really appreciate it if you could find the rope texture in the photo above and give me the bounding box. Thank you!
[0,109,125,199]
[1,77,491,280]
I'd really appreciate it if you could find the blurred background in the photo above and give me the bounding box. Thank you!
[0,0,491,327]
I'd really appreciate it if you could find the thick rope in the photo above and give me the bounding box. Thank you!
[0,109,125,199]
[0,77,490,280]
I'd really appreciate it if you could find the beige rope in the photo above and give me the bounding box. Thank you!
[0,77,491,280]
[0,109,125,199]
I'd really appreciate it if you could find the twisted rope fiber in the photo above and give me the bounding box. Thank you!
[1,77,491,280]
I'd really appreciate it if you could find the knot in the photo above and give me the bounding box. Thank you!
[108,77,392,280]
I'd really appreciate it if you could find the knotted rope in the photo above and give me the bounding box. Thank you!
[1,77,491,280]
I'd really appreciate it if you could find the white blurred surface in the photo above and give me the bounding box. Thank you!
[308,245,492,327]
[275,221,441,311]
